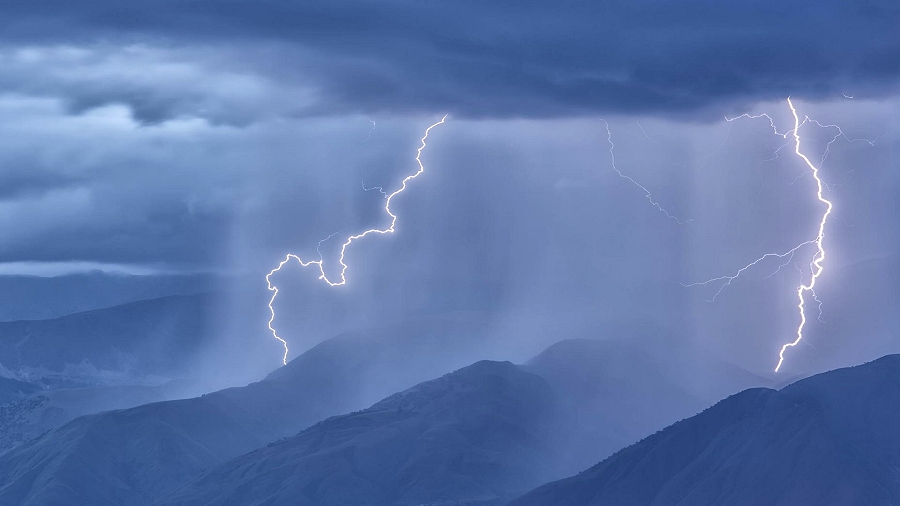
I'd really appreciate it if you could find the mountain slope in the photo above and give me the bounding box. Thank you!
[156,337,768,506]
[524,337,766,475]
[0,293,220,387]
[509,354,900,506]
[0,395,274,506]
[0,322,771,506]
[0,312,502,506]
[0,272,219,322]
[0,378,38,406]
[0,383,182,455]
[157,361,559,506]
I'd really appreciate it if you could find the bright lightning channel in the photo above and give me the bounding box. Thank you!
[682,98,871,372]
[777,98,832,372]
[266,115,448,365]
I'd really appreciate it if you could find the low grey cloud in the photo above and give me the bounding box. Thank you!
[0,169,85,200]
[0,45,317,125]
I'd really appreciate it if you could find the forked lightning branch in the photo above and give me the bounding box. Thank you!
[266,116,448,364]
[266,99,868,372]
[682,98,873,371]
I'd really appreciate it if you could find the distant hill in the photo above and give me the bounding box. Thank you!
[158,361,559,506]
[0,312,506,506]
[0,383,178,455]
[151,337,765,506]
[0,293,220,387]
[0,318,772,506]
[0,272,220,322]
[510,354,900,506]
[0,378,39,406]
[155,337,768,506]
[0,292,230,456]
[524,337,767,475]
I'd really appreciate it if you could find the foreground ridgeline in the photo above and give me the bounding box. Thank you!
[510,354,900,506]
[158,361,558,506]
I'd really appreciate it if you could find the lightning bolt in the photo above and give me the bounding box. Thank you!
[362,181,388,196]
[266,115,448,364]
[636,120,652,142]
[682,98,873,372]
[601,120,692,224]
[681,240,816,302]
[365,117,376,141]
[774,98,832,372]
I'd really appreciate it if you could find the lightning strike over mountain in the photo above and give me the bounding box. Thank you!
[266,115,448,364]
[601,120,692,224]
[682,98,874,371]
[775,98,833,372]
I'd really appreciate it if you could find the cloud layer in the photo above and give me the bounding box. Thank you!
[0,3,898,377]
[0,0,898,120]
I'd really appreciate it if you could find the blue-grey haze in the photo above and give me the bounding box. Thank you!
[0,0,897,387]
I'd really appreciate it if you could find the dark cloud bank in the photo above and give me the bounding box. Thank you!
[0,6,899,503]
[0,0,898,120]
[0,0,896,381]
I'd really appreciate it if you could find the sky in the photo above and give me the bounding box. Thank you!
[0,0,898,379]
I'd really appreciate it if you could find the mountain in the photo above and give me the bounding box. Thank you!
[0,272,220,322]
[803,253,900,372]
[509,354,900,506]
[0,383,177,455]
[155,337,767,506]
[524,337,767,475]
[0,294,226,454]
[0,378,39,406]
[0,293,221,387]
[158,361,559,506]
[0,312,503,506]
[0,320,771,506]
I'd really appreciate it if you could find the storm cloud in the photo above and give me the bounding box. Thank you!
[0,1,898,380]
[0,0,898,120]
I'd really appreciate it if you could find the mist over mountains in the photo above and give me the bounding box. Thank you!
[0,377,37,406]
[0,264,896,506]
[0,290,227,455]
[0,300,769,506]
[0,246,895,506]
[158,360,558,506]
[159,354,900,506]
[0,0,897,502]
[0,272,220,322]
[0,293,219,387]
[0,310,518,504]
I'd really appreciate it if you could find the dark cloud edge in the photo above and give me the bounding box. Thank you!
[0,0,899,121]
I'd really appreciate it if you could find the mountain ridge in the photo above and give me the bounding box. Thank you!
[156,360,560,506]
[509,354,900,506]
[0,312,507,506]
